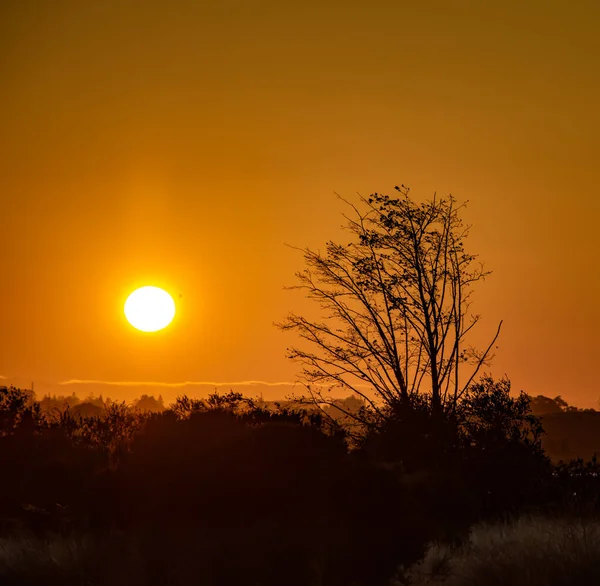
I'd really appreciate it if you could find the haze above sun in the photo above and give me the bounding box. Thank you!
[124,287,176,333]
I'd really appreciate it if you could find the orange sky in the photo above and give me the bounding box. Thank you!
[1,0,599,407]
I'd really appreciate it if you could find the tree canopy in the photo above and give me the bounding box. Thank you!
[281,186,501,414]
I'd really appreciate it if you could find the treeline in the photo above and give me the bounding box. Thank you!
[37,392,166,416]
[37,391,600,463]
[527,395,600,462]
[1,381,600,586]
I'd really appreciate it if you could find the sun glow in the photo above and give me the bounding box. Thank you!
[124,286,176,332]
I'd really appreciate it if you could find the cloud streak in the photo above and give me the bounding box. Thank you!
[58,379,374,391]
[59,379,299,388]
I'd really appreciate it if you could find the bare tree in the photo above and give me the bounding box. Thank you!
[279,185,502,415]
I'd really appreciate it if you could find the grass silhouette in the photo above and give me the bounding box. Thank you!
[398,515,600,586]
[0,532,141,586]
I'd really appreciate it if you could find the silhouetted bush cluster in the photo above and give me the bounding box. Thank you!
[0,382,599,585]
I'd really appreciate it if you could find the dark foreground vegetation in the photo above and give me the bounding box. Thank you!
[2,382,600,586]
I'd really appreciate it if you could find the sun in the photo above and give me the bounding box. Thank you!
[124,286,176,332]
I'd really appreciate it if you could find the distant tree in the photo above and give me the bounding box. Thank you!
[280,186,501,415]
[72,401,104,419]
[321,395,370,437]
[134,394,165,413]
[528,395,567,416]
[554,395,571,411]
[39,392,80,413]
[527,395,583,416]
[323,395,366,419]
[84,394,106,409]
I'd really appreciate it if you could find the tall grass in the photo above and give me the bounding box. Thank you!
[397,515,600,586]
[0,532,138,586]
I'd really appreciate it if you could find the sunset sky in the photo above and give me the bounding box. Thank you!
[1,0,599,407]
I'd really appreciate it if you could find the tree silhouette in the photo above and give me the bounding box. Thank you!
[0,385,42,435]
[280,186,501,414]
[133,394,165,413]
